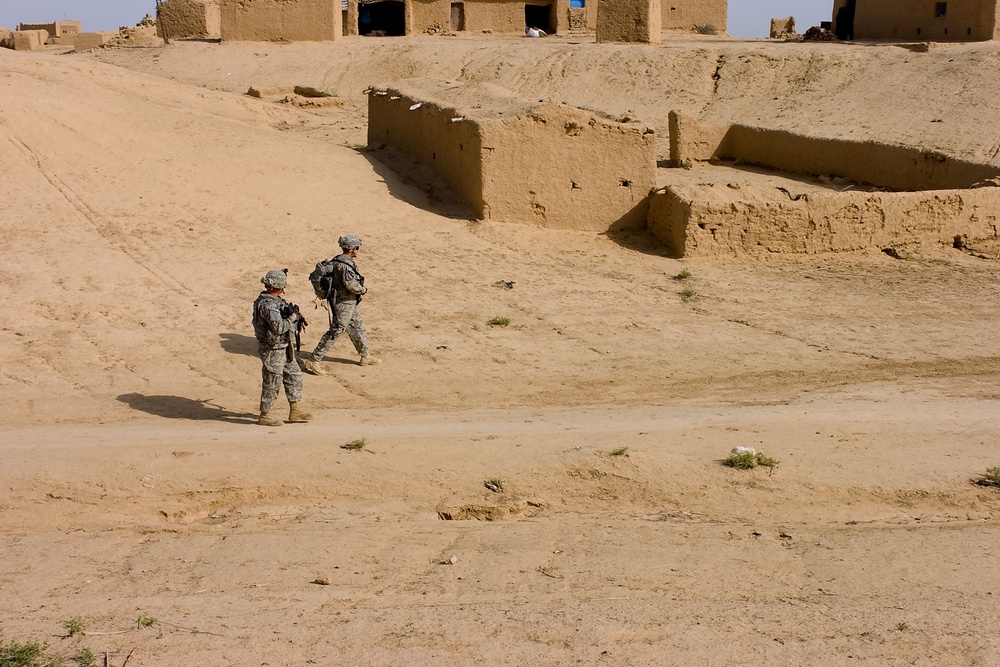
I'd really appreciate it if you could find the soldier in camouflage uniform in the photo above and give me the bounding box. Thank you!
[253,269,314,426]
[300,235,381,374]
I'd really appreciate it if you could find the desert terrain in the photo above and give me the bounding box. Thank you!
[1,31,999,666]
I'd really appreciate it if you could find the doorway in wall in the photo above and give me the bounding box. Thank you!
[834,0,855,40]
[451,2,465,31]
[524,3,554,33]
[359,0,405,35]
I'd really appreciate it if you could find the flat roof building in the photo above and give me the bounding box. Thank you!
[833,0,1000,41]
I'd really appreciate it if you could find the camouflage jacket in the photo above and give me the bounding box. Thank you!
[321,253,367,304]
[252,292,294,348]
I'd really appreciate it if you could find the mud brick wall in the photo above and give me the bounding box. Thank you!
[717,126,1000,191]
[648,184,1000,257]
[11,30,49,50]
[661,0,726,32]
[669,115,1000,191]
[221,0,341,41]
[368,79,657,230]
[408,0,563,35]
[158,0,222,39]
[597,0,661,43]
[74,32,110,51]
[834,0,1000,41]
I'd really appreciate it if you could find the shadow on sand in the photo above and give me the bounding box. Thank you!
[360,147,475,220]
[117,393,254,423]
[219,333,259,357]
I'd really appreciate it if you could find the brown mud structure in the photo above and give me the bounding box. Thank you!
[367,78,656,229]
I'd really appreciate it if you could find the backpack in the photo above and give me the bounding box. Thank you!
[308,259,336,299]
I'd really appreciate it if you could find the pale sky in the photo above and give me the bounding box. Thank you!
[0,0,833,37]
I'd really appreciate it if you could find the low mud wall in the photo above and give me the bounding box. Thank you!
[10,30,48,50]
[648,183,1000,257]
[74,32,110,52]
[368,79,656,230]
[368,82,486,214]
[717,126,1000,192]
[668,111,728,165]
[668,114,1000,191]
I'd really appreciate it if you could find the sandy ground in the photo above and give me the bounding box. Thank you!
[1,34,999,666]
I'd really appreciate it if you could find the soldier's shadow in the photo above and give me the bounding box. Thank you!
[117,393,254,423]
[220,332,357,366]
[219,333,258,357]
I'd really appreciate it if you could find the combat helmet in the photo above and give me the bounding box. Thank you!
[261,269,287,290]
[338,235,363,251]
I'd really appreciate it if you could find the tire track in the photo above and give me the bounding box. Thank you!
[3,131,187,293]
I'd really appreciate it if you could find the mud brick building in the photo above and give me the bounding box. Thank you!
[368,79,657,230]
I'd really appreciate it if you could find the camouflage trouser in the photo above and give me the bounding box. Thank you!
[307,300,369,360]
[258,345,303,413]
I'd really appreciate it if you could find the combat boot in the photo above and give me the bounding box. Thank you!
[299,356,325,375]
[360,354,382,366]
[257,411,283,427]
[288,402,314,423]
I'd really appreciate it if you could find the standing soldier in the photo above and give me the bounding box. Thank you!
[300,235,381,374]
[253,269,313,426]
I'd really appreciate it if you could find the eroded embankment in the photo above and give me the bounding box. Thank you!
[92,37,1000,166]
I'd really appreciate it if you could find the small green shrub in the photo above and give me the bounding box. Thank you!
[341,438,366,451]
[674,269,692,281]
[895,622,910,632]
[61,619,85,638]
[724,451,780,470]
[485,477,504,492]
[610,447,630,457]
[75,647,96,667]
[488,317,511,327]
[977,467,1000,487]
[680,288,697,301]
[756,454,780,467]
[0,631,59,667]
[724,452,758,469]
[136,614,157,629]
[695,22,718,35]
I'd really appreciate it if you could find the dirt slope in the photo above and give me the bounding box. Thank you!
[93,36,1000,165]
[1,39,999,666]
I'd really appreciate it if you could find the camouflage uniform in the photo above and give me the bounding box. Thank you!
[253,286,303,414]
[303,250,370,362]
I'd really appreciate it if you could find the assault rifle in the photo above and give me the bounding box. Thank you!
[281,302,308,360]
